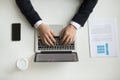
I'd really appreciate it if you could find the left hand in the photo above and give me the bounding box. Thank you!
[60,24,77,45]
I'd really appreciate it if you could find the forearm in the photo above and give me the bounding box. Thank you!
[72,0,98,27]
[15,0,42,27]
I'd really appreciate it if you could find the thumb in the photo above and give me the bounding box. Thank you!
[50,30,56,37]
[60,29,65,39]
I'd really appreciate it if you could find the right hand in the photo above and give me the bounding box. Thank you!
[37,23,56,46]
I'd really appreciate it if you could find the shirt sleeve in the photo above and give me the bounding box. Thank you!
[34,20,44,29]
[70,21,81,29]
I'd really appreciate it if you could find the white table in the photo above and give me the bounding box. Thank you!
[0,0,120,80]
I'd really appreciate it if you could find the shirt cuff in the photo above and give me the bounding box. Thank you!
[34,20,44,29]
[70,21,81,29]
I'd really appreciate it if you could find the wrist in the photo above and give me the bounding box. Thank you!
[69,24,77,30]
[37,23,44,30]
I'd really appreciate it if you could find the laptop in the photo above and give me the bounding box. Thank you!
[34,25,78,62]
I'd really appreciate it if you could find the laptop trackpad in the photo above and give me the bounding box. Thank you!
[34,52,78,62]
[49,25,63,36]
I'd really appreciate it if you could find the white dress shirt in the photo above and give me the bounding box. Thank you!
[34,20,81,29]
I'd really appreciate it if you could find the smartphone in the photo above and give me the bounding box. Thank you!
[12,23,21,41]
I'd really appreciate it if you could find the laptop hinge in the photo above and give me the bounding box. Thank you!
[41,51,72,54]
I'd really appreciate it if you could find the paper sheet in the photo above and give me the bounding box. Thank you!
[88,18,118,57]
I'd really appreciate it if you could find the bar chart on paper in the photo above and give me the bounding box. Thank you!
[97,43,109,55]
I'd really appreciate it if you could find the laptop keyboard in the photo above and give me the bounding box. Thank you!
[38,36,75,50]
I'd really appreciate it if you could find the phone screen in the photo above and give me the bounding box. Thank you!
[12,23,21,41]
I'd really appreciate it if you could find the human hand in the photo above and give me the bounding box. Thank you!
[37,23,56,46]
[60,24,77,45]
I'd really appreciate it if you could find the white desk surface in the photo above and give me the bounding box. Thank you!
[0,0,120,80]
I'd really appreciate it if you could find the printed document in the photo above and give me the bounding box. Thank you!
[88,18,118,57]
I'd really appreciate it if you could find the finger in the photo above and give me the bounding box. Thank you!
[69,37,74,44]
[40,36,46,45]
[63,36,71,45]
[45,35,54,46]
[71,38,75,44]
[50,32,56,43]
[72,37,75,44]
[60,29,65,39]
[72,36,75,43]
[49,35,56,43]
[50,30,56,37]
[43,38,50,46]
[60,34,68,44]
[41,38,44,44]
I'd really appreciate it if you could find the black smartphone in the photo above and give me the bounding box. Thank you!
[12,23,21,41]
